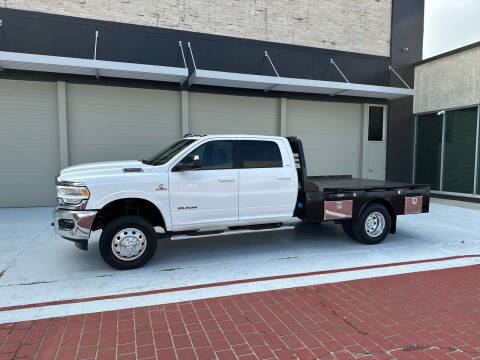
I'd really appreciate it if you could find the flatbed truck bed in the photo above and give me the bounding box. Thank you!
[287,137,430,239]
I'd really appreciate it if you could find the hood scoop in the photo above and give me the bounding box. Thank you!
[123,167,144,173]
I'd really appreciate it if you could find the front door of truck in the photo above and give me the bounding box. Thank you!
[169,139,238,229]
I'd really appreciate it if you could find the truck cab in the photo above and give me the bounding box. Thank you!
[53,135,430,269]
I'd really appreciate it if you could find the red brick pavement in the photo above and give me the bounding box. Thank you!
[0,265,479,360]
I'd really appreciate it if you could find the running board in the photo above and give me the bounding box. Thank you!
[170,225,295,241]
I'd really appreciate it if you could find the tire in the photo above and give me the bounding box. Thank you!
[351,203,391,245]
[341,220,354,239]
[99,215,158,270]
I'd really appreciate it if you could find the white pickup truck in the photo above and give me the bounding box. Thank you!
[53,135,430,269]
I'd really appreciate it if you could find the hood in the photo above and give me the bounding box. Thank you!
[57,160,153,183]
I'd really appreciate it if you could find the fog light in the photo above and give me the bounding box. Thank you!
[58,219,75,230]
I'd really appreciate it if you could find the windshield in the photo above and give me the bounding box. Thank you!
[142,139,197,165]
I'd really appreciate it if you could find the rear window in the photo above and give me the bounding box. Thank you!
[239,140,283,168]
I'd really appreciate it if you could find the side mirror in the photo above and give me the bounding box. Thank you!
[173,154,201,172]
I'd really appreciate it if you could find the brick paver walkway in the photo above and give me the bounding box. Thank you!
[1,265,479,360]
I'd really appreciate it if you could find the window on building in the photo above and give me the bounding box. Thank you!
[442,108,478,194]
[415,113,443,190]
[239,140,283,168]
[368,106,384,141]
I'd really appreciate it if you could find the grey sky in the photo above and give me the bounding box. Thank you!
[424,0,480,59]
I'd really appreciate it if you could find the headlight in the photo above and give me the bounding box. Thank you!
[56,185,90,204]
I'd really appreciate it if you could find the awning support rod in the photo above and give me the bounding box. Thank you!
[264,51,280,92]
[93,30,99,78]
[187,42,197,71]
[183,41,198,86]
[329,58,349,83]
[179,41,187,68]
[264,51,280,77]
[388,65,411,89]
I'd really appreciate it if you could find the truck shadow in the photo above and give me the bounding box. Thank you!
[149,222,363,265]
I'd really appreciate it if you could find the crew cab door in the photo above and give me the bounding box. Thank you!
[169,139,238,228]
[238,139,296,221]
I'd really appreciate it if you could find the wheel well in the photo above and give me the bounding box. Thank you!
[92,198,165,231]
[361,198,397,234]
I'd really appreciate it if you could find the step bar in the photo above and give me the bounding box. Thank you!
[170,224,295,241]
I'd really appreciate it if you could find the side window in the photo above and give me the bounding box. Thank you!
[183,140,234,170]
[240,140,283,168]
[368,106,384,141]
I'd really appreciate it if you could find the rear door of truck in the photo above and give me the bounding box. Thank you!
[238,139,297,221]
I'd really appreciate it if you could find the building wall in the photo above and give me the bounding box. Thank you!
[414,46,480,114]
[2,0,392,57]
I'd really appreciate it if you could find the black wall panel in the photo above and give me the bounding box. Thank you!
[386,0,425,182]
[0,7,391,86]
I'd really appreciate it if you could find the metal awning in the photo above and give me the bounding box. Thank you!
[0,51,188,83]
[189,69,414,100]
[185,43,414,100]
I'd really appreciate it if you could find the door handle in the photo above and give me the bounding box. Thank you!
[218,177,235,182]
[277,175,291,180]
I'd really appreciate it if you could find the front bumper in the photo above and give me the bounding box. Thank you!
[52,208,97,242]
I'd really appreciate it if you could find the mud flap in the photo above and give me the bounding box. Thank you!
[390,215,397,234]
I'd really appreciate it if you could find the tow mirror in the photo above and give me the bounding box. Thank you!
[173,154,201,172]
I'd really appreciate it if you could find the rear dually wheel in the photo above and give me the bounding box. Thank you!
[351,203,391,245]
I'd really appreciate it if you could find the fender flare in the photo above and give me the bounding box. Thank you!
[89,190,171,231]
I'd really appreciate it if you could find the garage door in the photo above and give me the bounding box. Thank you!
[287,100,363,177]
[189,93,279,135]
[0,79,59,207]
[67,84,181,165]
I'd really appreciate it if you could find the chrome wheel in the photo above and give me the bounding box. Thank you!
[111,228,147,261]
[364,212,385,238]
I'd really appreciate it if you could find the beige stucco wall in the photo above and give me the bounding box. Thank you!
[414,46,480,114]
[3,0,392,56]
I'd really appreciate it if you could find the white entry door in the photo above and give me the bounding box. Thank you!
[362,104,387,180]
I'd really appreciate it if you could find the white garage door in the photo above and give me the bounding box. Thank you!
[0,79,59,207]
[287,100,363,177]
[67,84,181,165]
[189,93,279,135]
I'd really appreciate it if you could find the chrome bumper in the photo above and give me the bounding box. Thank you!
[52,208,97,241]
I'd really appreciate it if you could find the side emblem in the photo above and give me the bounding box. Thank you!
[155,184,167,191]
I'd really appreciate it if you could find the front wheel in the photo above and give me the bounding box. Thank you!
[99,215,158,270]
[351,204,391,245]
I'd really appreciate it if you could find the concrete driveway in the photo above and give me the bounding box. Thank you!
[0,199,479,323]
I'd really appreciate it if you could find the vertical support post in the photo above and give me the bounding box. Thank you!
[473,106,480,194]
[439,111,446,191]
[412,115,418,183]
[181,90,189,136]
[57,81,69,169]
[280,98,287,136]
